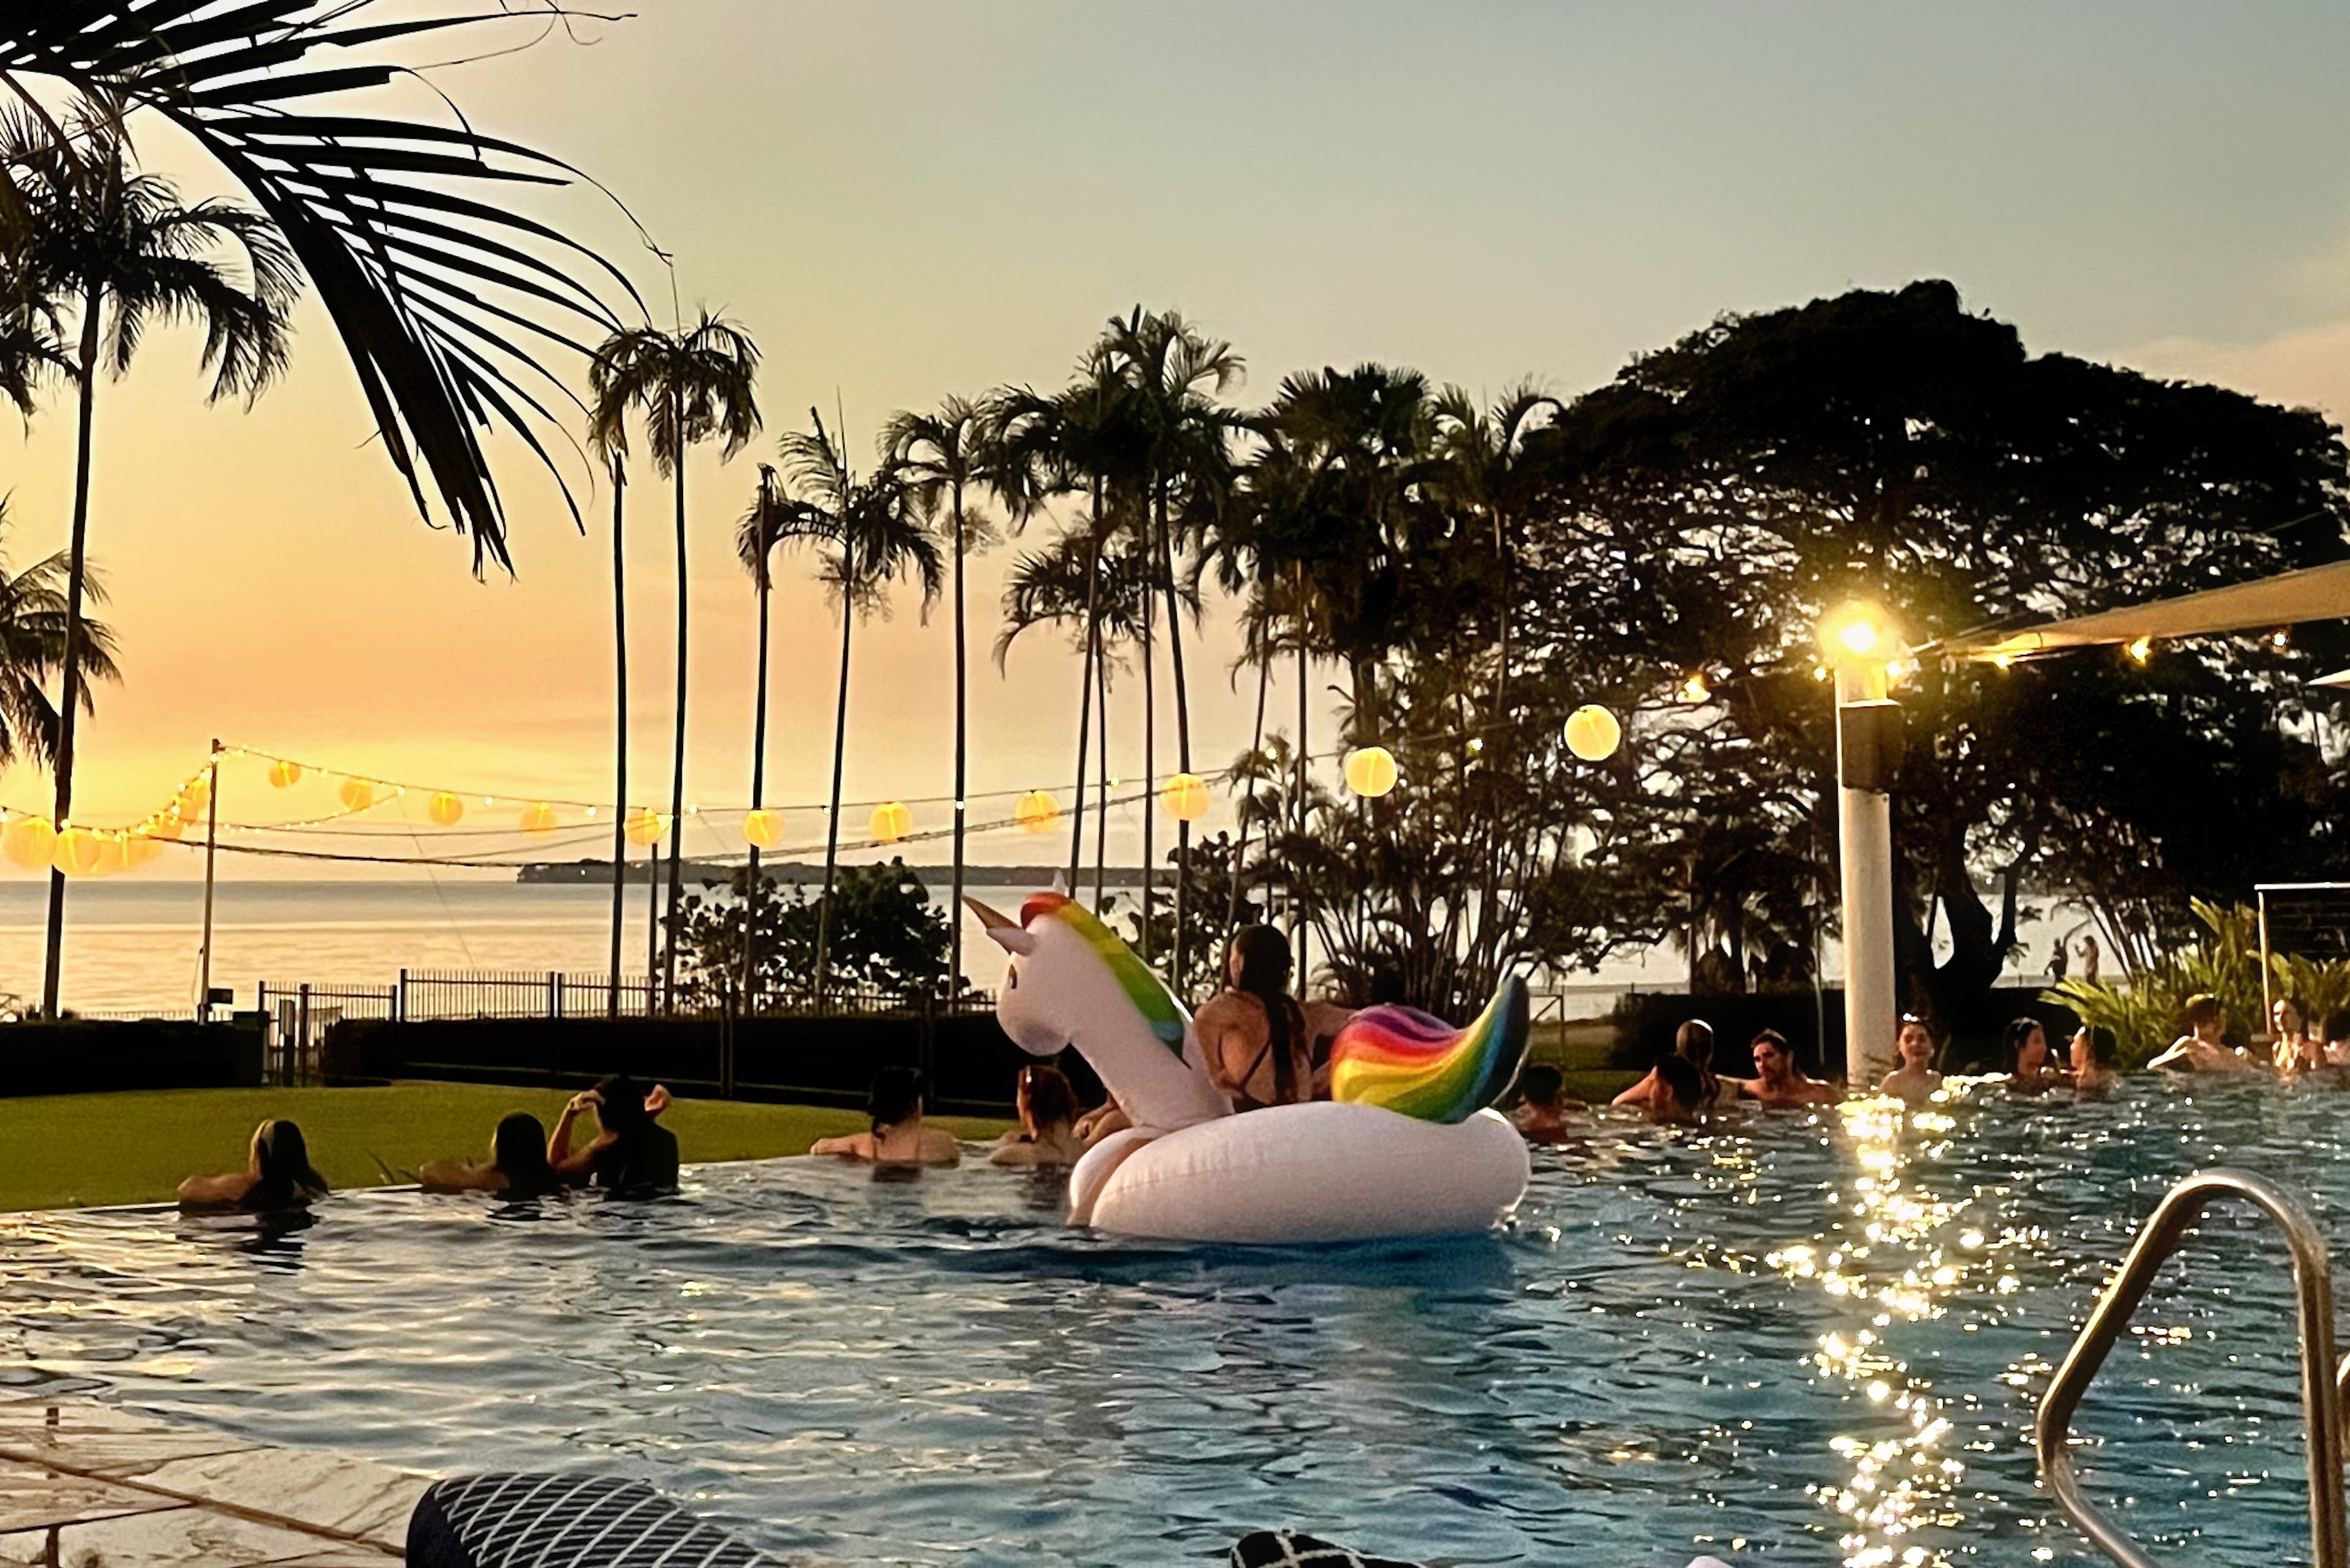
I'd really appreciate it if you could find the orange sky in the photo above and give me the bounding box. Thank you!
[4,2,2349,879]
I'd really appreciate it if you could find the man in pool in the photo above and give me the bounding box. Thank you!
[1730,1029,1842,1107]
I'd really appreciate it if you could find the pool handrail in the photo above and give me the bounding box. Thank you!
[2034,1167,2346,1568]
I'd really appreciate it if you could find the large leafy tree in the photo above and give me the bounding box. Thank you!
[0,502,119,770]
[7,106,297,1017]
[588,314,762,1010]
[1515,280,2350,1031]
[1,1,641,568]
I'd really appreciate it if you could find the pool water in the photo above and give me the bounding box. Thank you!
[1,1078,2342,1567]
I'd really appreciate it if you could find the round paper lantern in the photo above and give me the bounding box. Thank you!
[427,791,465,827]
[5,816,54,870]
[148,810,184,843]
[51,827,101,877]
[624,808,667,847]
[520,802,559,835]
[1343,746,1398,799]
[268,759,302,789]
[127,831,163,869]
[91,834,127,877]
[181,778,210,815]
[1159,773,1210,823]
[1564,704,1622,763]
[338,777,376,812]
[742,808,782,850]
[1015,790,1060,834]
[870,801,912,845]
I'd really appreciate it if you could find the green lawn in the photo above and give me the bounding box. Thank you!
[0,1083,1010,1213]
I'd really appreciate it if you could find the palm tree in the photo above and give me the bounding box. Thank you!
[3,8,641,568]
[9,107,297,1017]
[884,397,996,996]
[0,502,120,767]
[588,314,762,1009]
[1094,309,1242,988]
[770,411,944,999]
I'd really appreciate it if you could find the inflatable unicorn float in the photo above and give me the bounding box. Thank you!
[969,890,1532,1244]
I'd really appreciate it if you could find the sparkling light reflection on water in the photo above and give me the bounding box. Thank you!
[1,1078,2339,1567]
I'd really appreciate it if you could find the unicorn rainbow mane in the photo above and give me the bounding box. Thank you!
[1020,890,1187,1056]
[1329,976,1529,1124]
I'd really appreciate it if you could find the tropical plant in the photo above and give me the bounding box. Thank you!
[673,859,953,1006]
[0,502,119,767]
[0,4,640,567]
[767,411,944,999]
[2045,901,2286,1067]
[6,106,297,1017]
[885,397,999,995]
[588,313,762,1009]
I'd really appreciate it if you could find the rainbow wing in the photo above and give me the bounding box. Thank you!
[1329,976,1529,1124]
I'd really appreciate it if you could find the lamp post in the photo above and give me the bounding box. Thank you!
[1821,607,1904,1086]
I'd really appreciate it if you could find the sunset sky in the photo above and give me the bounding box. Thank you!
[6,0,2350,878]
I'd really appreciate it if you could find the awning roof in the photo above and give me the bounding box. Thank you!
[1940,557,2350,664]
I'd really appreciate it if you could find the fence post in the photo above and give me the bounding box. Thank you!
[397,968,408,1026]
[258,982,272,1084]
[551,971,562,1020]
[297,984,311,1088]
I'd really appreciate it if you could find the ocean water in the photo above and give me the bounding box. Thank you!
[0,1077,2334,1566]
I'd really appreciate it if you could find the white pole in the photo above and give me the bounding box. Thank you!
[1835,665,1897,1086]
[198,739,222,1024]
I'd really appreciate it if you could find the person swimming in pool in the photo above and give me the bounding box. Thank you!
[420,1112,564,1198]
[991,1063,1084,1167]
[1510,1064,1575,1141]
[178,1119,329,1211]
[1876,1015,1942,1106]
[1729,1030,1841,1107]
[2004,1017,2070,1096]
[550,1075,679,1193]
[813,1066,961,1167]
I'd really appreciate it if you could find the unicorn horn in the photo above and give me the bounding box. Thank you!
[964,897,1017,930]
[964,897,1036,954]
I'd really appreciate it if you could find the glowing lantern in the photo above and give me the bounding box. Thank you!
[149,811,184,843]
[4,815,54,870]
[91,834,127,877]
[338,778,376,812]
[1159,772,1210,823]
[742,808,782,850]
[1015,790,1060,834]
[427,791,465,827]
[51,827,101,877]
[268,760,302,789]
[624,808,666,847]
[127,831,163,869]
[520,802,559,835]
[181,778,210,815]
[870,801,912,844]
[1343,747,1398,799]
[1564,704,1622,763]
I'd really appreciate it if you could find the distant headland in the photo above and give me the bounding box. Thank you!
[515,858,1149,889]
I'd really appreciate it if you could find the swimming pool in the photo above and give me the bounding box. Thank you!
[1,1079,2340,1567]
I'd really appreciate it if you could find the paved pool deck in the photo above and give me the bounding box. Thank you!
[0,1398,424,1568]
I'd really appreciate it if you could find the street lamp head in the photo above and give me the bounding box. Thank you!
[1819,603,1893,663]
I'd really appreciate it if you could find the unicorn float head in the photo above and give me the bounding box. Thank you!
[969,891,1532,1132]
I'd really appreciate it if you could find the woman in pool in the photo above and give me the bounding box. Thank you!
[1614,1020,1727,1114]
[1195,925,1350,1111]
[420,1113,564,1197]
[2004,1017,2069,1095]
[813,1066,961,1166]
[2270,995,2322,1073]
[991,1064,1084,1167]
[550,1075,679,1192]
[178,1119,329,1211]
[1512,1064,1575,1141]
[1876,1015,1942,1106]
[2069,1024,2121,1098]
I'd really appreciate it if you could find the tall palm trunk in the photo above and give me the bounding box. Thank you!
[1226,649,1272,932]
[814,536,855,1002]
[949,481,968,1000]
[1139,520,1156,968]
[737,562,771,1018]
[1067,488,1102,888]
[1292,566,1310,982]
[661,394,689,1012]
[608,456,629,1016]
[40,283,101,1018]
[1157,485,1195,995]
[1094,618,1111,909]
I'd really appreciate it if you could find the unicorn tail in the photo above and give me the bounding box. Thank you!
[1327,975,1530,1124]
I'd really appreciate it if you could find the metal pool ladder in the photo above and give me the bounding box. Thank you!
[2035,1168,2349,1568]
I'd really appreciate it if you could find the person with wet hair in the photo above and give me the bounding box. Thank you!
[1877,1015,1942,1106]
[2149,993,2257,1073]
[1195,925,1327,1110]
[991,1064,1084,1167]
[2004,1017,2069,1096]
[1615,1019,1725,1113]
[1511,1064,1575,1141]
[550,1074,680,1192]
[1651,1054,1704,1126]
[813,1066,961,1166]
[2069,1024,2121,1099]
[2271,995,2322,1073]
[421,1113,564,1198]
[1729,1029,1841,1107]
[178,1119,329,1211]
